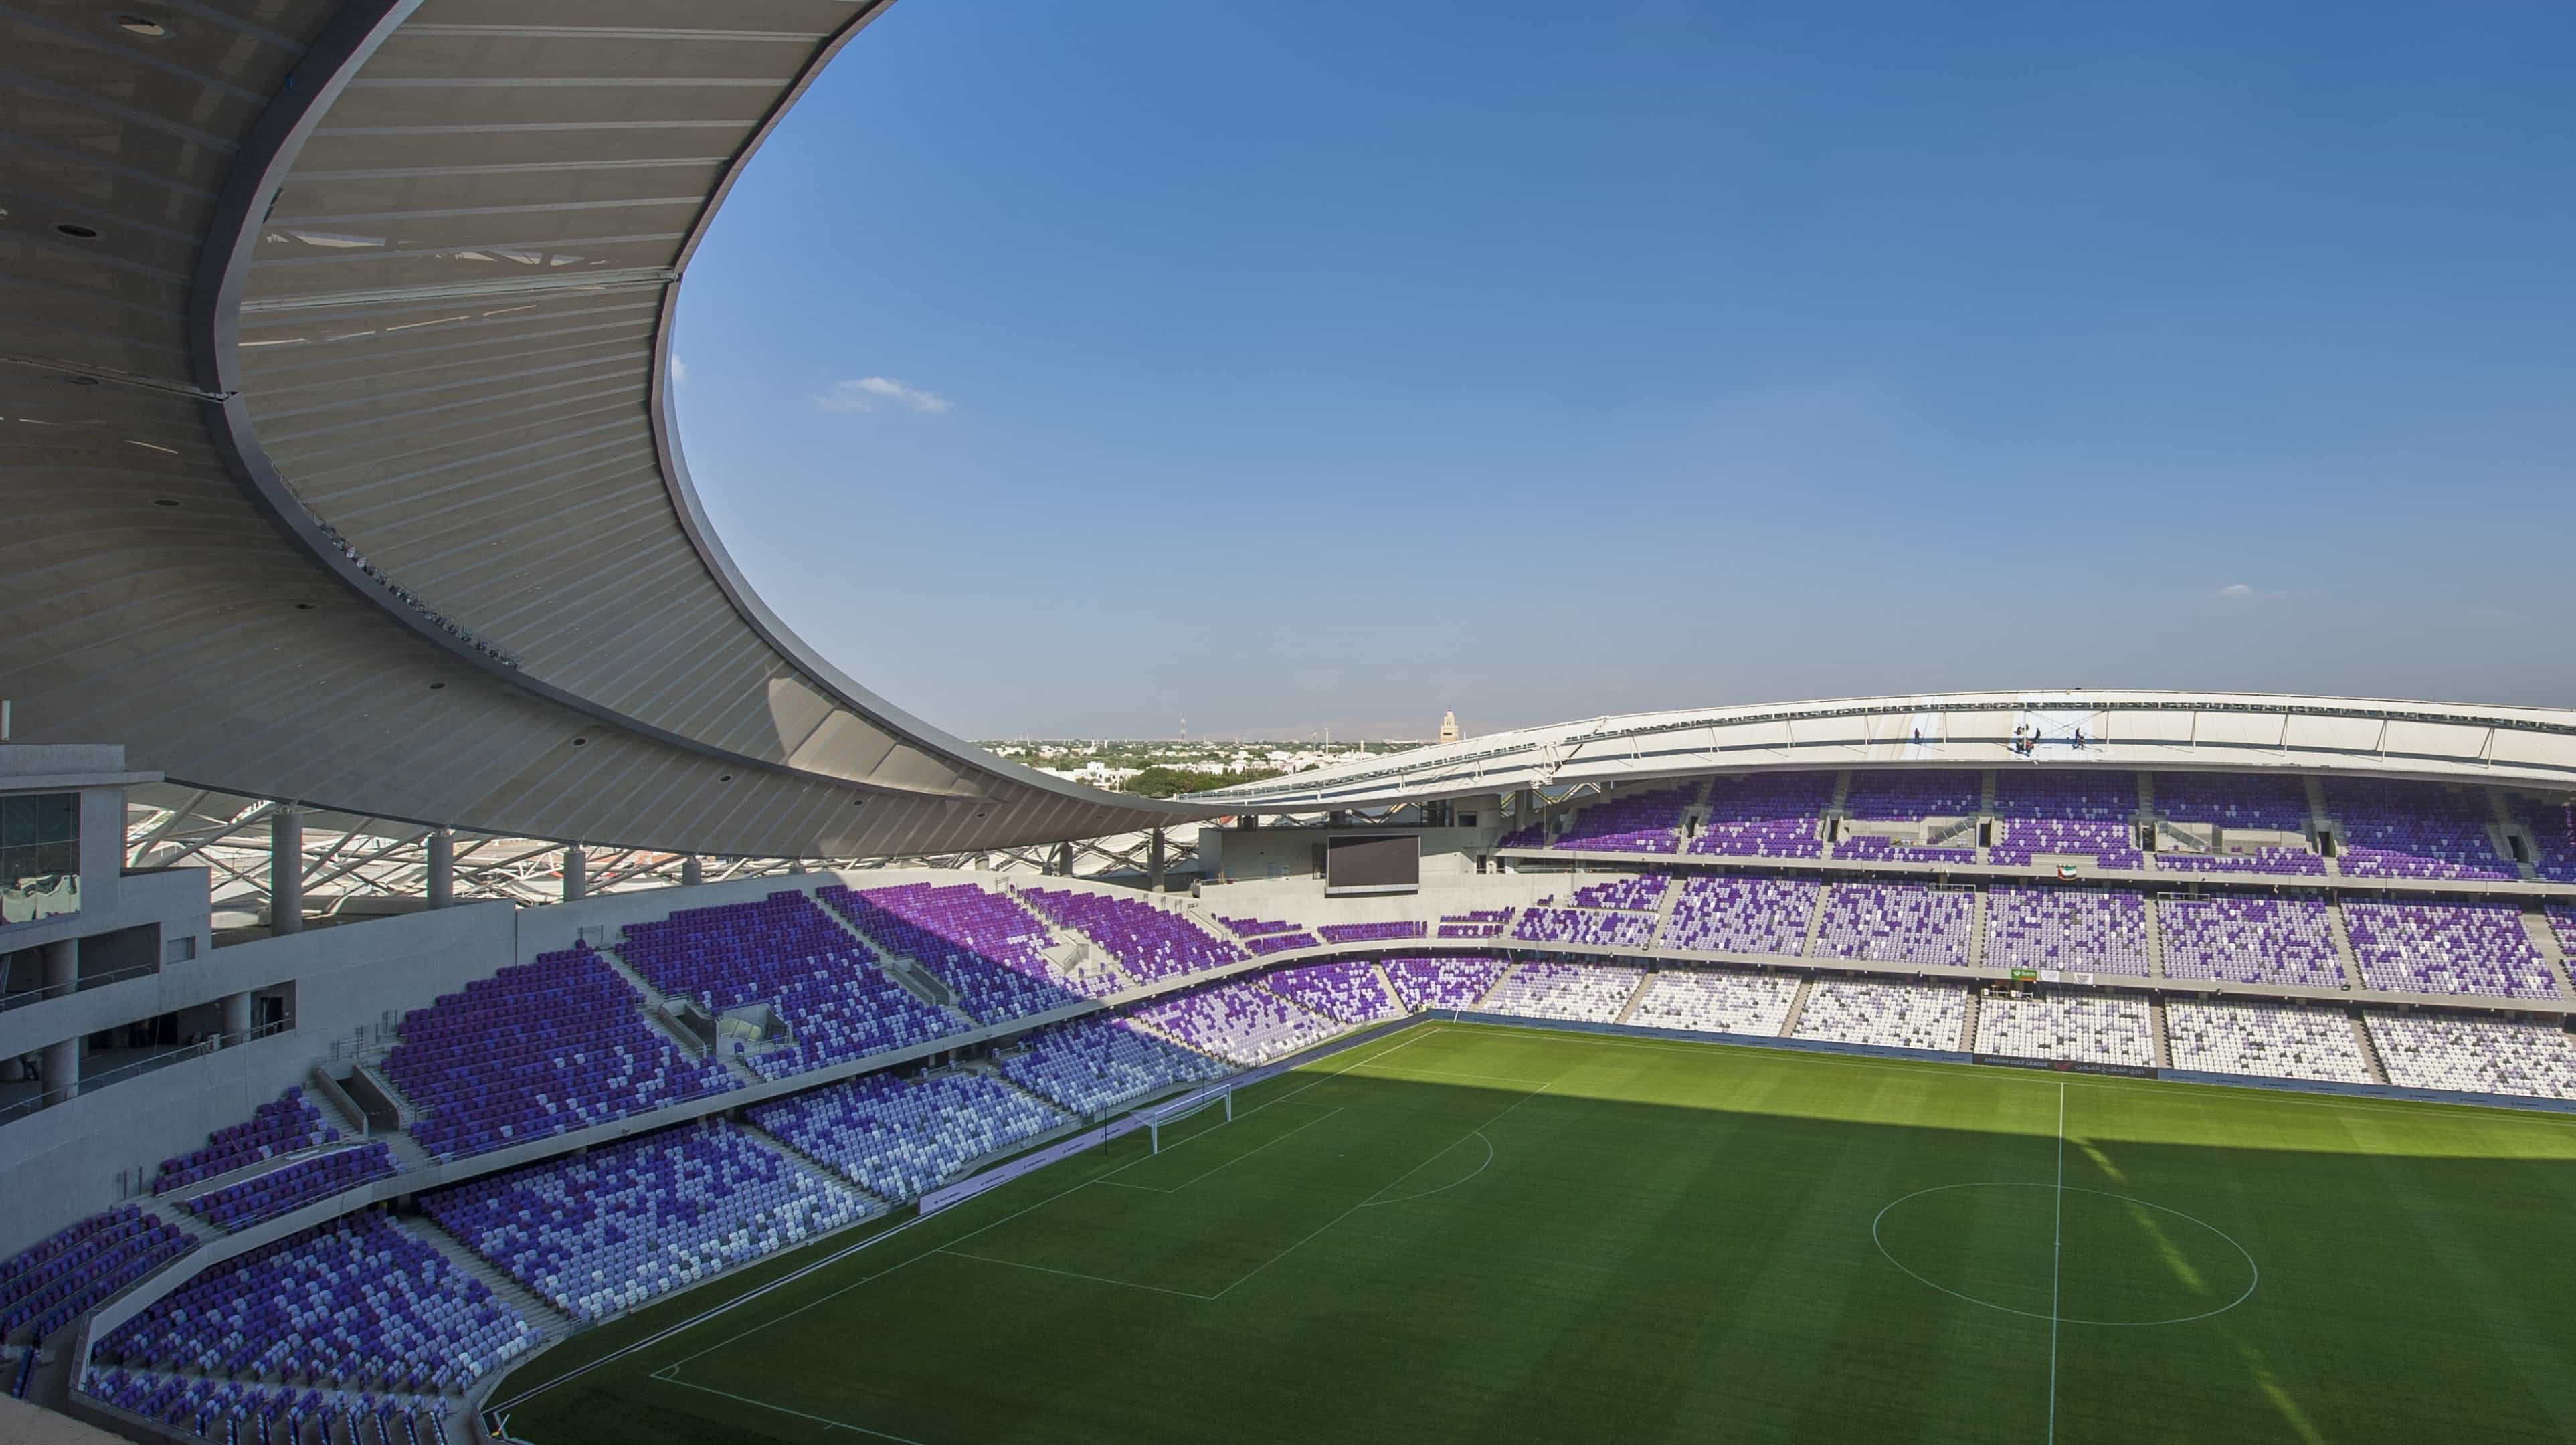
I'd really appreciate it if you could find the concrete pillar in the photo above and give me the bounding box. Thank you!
[270,807,304,935]
[1052,842,1073,877]
[1147,828,1167,894]
[40,1037,76,1104]
[39,938,75,1001]
[425,828,454,908]
[681,854,704,888]
[220,989,253,1046]
[562,845,587,903]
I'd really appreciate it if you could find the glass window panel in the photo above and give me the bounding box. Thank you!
[33,793,75,844]
[0,794,77,849]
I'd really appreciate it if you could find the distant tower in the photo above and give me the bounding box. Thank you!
[1180,716,1186,741]
[1439,710,1459,744]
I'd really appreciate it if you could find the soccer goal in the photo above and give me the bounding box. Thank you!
[1141,1085,1234,1155]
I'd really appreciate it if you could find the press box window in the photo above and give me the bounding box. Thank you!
[1,792,82,924]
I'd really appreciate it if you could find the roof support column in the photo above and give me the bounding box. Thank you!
[1147,828,1166,894]
[40,1037,78,1106]
[562,845,586,904]
[680,854,704,888]
[270,807,304,935]
[39,938,75,1002]
[425,827,453,909]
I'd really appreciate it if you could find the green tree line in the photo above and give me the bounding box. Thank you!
[1121,766,1286,798]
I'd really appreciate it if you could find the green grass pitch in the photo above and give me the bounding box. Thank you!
[494,1022,2576,1443]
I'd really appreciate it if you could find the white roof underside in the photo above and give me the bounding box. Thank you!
[1,0,1208,855]
[1200,691,2576,809]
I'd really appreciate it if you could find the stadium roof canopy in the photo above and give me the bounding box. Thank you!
[1199,690,2576,811]
[4,0,1212,856]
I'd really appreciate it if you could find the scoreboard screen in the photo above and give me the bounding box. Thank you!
[1325,834,1420,896]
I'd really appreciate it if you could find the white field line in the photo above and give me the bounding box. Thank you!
[933,1248,1220,1300]
[661,1025,1443,1372]
[545,1019,2336,1444]
[484,1208,945,1416]
[1084,1026,1439,1189]
[1359,1064,1559,1087]
[650,1371,927,1444]
[1359,1131,1495,1208]
[1212,1081,1556,1300]
[1092,1105,1343,1194]
[1867,1182,2257,1328]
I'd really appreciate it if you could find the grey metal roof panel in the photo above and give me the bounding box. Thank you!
[0,0,1205,854]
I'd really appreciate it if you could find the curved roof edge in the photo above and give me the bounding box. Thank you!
[1202,690,2576,809]
[638,0,1157,811]
[175,0,1204,843]
[1,0,1207,856]
[0,0,1210,855]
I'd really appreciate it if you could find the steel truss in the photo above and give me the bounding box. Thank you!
[122,785,1210,917]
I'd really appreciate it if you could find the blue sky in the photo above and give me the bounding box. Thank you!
[673,0,2575,741]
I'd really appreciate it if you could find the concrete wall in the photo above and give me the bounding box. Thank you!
[0,1029,314,1244]
[0,903,515,1246]
[230,901,516,1061]
[0,867,1021,1256]
[77,788,124,919]
[0,749,164,953]
[511,866,1145,963]
[1200,824,1499,884]
[0,871,221,1063]
[511,871,800,963]
[1192,864,1597,928]
[0,832,205,972]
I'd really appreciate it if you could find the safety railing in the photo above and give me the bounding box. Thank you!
[0,961,162,1014]
[0,1018,294,1126]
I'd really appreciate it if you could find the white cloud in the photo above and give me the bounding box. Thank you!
[814,376,952,415]
[2212,583,2300,603]
[670,357,689,384]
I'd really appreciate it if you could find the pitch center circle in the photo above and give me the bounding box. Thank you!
[1871,1181,2258,1327]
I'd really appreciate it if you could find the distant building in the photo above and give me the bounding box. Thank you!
[1439,710,1460,744]
[1036,761,1139,787]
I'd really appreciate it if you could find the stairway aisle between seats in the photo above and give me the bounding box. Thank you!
[1776,975,1813,1038]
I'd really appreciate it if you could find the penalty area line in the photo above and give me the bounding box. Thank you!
[498,1025,1455,1416]
[650,1370,927,1444]
[661,1153,1118,1373]
[934,1247,1221,1300]
[1214,1080,1554,1300]
[1359,1129,1495,1208]
[1094,1104,1345,1195]
[1086,1026,1438,1189]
